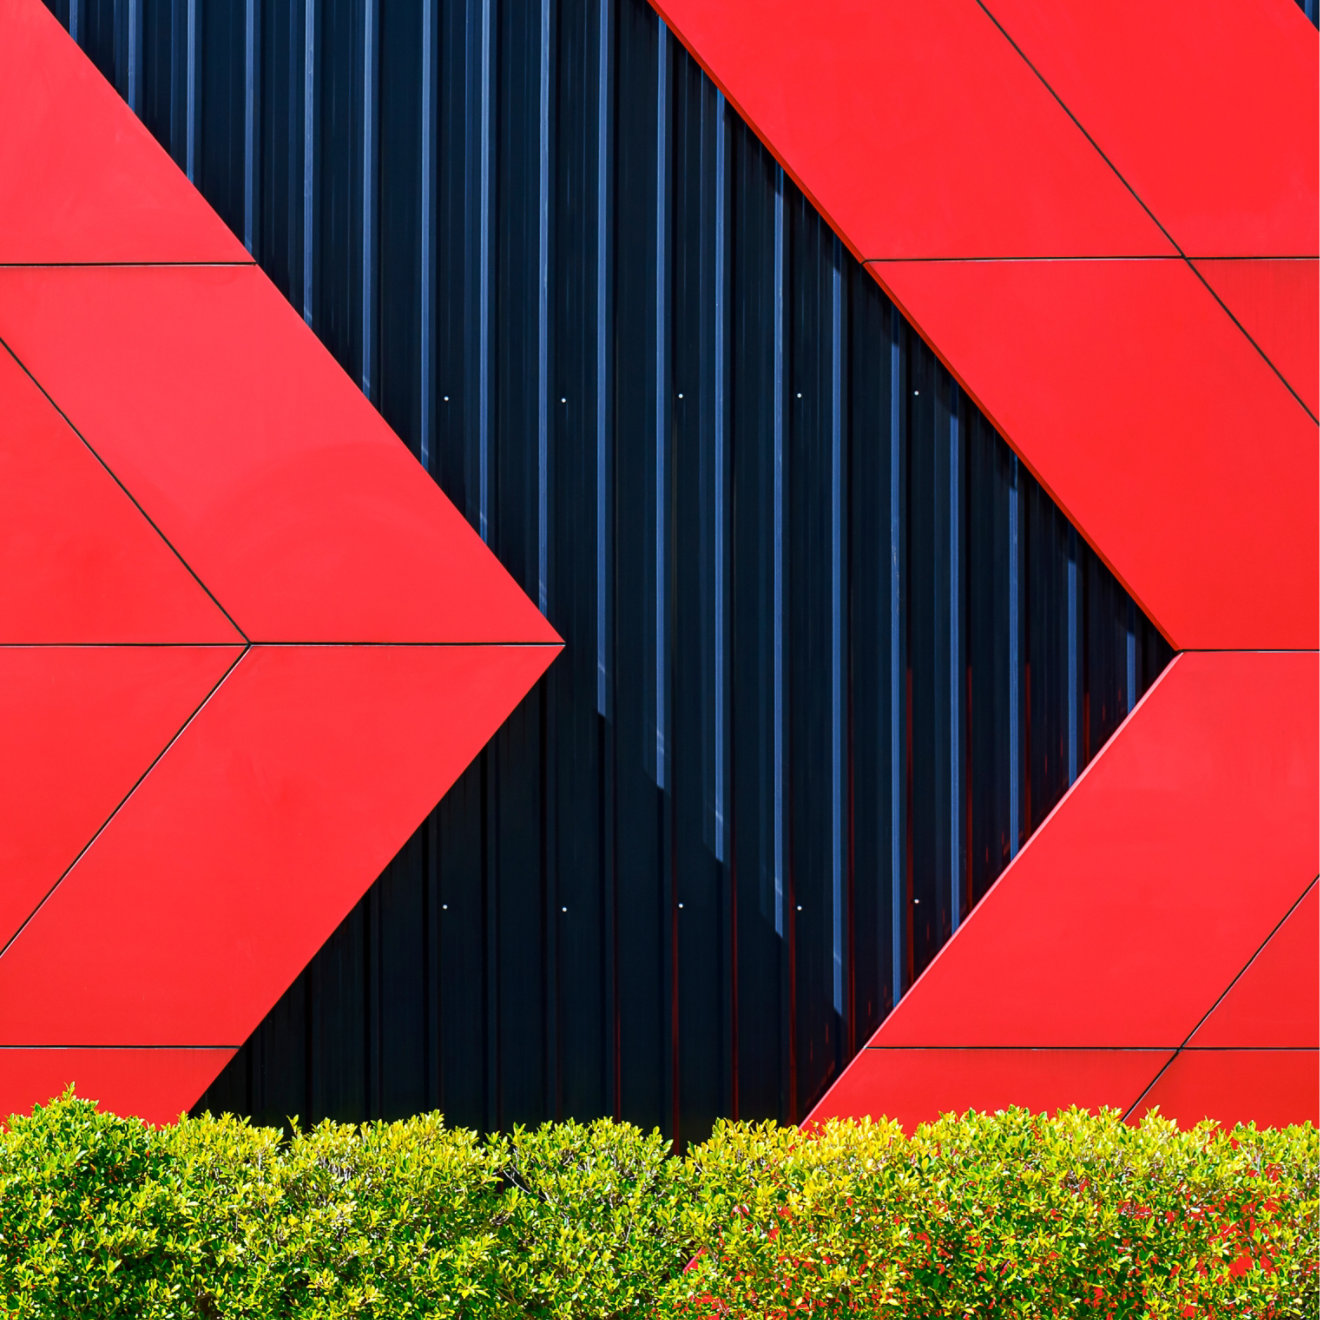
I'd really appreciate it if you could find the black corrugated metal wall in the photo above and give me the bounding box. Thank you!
[45,0,1196,1144]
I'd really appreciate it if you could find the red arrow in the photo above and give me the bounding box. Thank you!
[0,0,558,1123]
[646,0,1319,1128]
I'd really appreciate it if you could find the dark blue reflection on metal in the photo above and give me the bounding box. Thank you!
[51,0,1175,1141]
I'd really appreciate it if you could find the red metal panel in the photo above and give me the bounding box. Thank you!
[0,645,241,953]
[647,0,1169,259]
[981,0,1319,257]
[653,0,1319,1132]
[1189,885,1320,1050]
[0,349,241,644]
[808,1049,1171,1133]
[870,258,1319,651]
[0,0,247,264]
[0,1050,236,1127]
[1135,1051,1320,1130]
[0,643,555,1047]
[0,265,558,645]
[1193,259,1319,417]
[870,652,1319,1048]
[0,2,558,1121]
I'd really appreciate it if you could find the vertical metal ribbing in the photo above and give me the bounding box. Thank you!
[829,243,845,1015]
[712,92,728,864]
[186,0,199,183]
[1007,453,1021,858]
[361,0,378,400]
[244,0,260,256]
[68,0,79,44]
[595,0,611,717]
[537,0,552,616]
[888,305,903,1005]
[478,0,493,541]
[1067,525,1080,782]
[302,0,316,324]
[419,0,436,471]
[168,0,185,162]
[771,167,786,939]
[1125,599,1138,713]
[948,383,963,929]
[653,21,669,791]
[126,0,141,113]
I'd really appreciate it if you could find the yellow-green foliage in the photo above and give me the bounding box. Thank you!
[0,1093,1313,1318]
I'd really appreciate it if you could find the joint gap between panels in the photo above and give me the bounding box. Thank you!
[0,336,250,642]
[968,0,1183,259]
[1184,263,1320,424]
[236,640,564,648]
[0,1045,242,1051]
[863,1045,1178,1052]
[0,642,250,649]
[1172,875,1320,1053]
[0,646,249,966]
[1122,875,1320,1120]
[863,255,1182,263]
[963,3,1317,420]
[0,262,259,268]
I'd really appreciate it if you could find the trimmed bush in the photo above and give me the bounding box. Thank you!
[0,1093,1313,1318]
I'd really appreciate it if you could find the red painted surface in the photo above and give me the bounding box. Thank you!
[0,0,559,1120]
[0,1051,236,1128]
[810,1049,1171,1133]
[981,0,1320,257]
[1190,885,1320,1050]
[855,653,1319,1049]
[0,0,247,264]
[648,0,1168,259]
[1136,1052,1320,1130]
[870,258,1318,650]
[0,646,241,958]
[0,349,240,644]
[0,644,553,1046]
[0,266,558,646]
[652,0,1317,1130]
[1193,258,1320,416]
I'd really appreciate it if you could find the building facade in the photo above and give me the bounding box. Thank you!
[20,0,1317,1138]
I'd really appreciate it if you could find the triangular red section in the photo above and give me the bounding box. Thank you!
[1189,885,1319,1049]
[870,257,1318,650]
[0,266,559,644]
[865,654,1319,1050]
[0,643,557,1046]
[0,349,242,643]
[0,0,247,263]
[0,645,242,952]
[1193,259,1319,416]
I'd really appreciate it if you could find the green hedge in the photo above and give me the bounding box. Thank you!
[0,1093,1314,1318]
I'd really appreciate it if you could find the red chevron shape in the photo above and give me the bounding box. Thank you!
[0,0,558,1121]
[649,0,1319,1127]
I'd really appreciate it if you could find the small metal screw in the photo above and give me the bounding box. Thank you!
[796,904,803,912]
[442,395,450,402]
[795,391,803,399]
[677,902,684,909]
[560,397,567,404]
[561,905,568,913]
[442,903,448,911]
